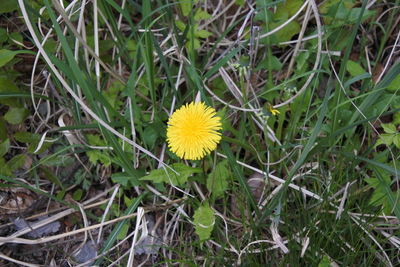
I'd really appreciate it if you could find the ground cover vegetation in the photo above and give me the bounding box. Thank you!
[0,0,399,265]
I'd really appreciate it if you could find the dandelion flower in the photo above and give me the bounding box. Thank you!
[167,102,222,160]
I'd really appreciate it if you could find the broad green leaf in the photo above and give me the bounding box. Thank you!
[194,9,211,21]
[393,135,400,149]
[193,202,215,242]
[142,123,160,148]
[0,118,6,141]
[235,0,245,6]
[0,138,9,157]
[14,131,40,143]
[0,0,18,13]
[0,28,8,43]
[274,0,303,19]
[7,154,26,170]
[393,112,400,124]
[346,60,365,77]
[318,255,332,267]
[387,74,400,92]
[206,160,229,199]
[382,123,397,134]
[269,20,300,43]
[256,55,283,71]
[4,107,29,124]
[0,49,18,67]
[195,30,213,39]
[72,189,83,201]
[180,0,198,16]
[0,77,21,106]
[0,158,11,176]
[376,133,394,146]
[140,163,202,186]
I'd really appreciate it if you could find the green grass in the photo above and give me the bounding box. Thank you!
[0,0,399,265]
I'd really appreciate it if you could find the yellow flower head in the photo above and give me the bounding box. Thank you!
[167,102,222,160]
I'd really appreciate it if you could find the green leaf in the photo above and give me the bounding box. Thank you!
[382,123,397,134]
[86,150,111,166]
[4,107,29,124]
[206,160,229,199]
[111,172,141,187]
[117,222,130,240]
[393,135,400,149]
[0,0,18,13]
[195,30,213,39]
[346,60,366,77]
[0,77,22,106]
[268,20,300,43]
[95,194,145,265]
[387,74,400,92]
[142,123,160,148]
[0,28,8,43]
[235,0,245,6]
[393,112,400,124]
[180,0,198,16]
[140,163,202,186]
[7,154,26,171]
[193,202,215,242]
[40,166,64,188]
[365,174,395,215]
[194,9,211,21]
[256,55,283,71]
[0,158,11,176]
[0,138,9,157]
[318,255,332,267]
[378,133,394,146]
[0,49,18,67]
[72,189,83,201]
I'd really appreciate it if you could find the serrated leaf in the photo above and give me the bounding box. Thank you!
[193,202,215,242]
[346,60,365,77]
[206,160,229,199]
[86,150,111,166]
[140,163,202,186]
[366,174,396,215]
[112,172,140,187]
[382,123,397,134]
[4,107,29,124]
